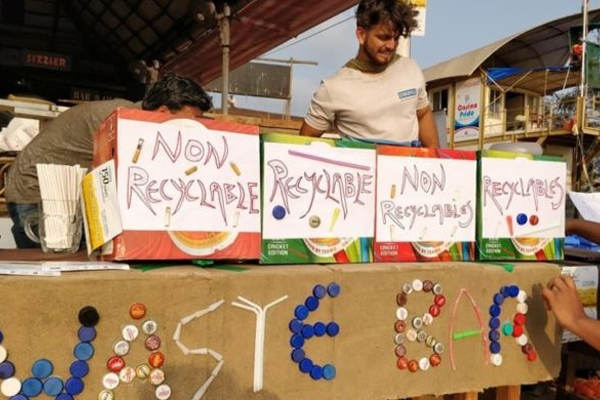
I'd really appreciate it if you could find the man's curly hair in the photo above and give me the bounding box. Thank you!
[142,73,213,112]
[356,0,418,38]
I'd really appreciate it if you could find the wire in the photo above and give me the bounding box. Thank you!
[265,15,354,55]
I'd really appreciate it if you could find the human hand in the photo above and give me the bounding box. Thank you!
[565,219,576,236]
[542,275,586,332]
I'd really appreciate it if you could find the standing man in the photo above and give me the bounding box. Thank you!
[300,0,438,147]
[6,73,213,248]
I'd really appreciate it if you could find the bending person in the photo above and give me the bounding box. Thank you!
[6,73,213,248]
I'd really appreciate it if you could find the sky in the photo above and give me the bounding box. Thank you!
[212,0,600,117]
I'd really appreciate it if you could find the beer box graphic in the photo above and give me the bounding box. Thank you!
[477,150,566,260]
[260,133,376,264]
[374,146,477,262]
[92,108,261,260]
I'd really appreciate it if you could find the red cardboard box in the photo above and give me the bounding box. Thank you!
[374,146,477,262]
[92,108,261,260]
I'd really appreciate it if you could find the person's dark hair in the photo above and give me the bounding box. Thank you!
[0,111,14,129]
[142,73,213,112]
[356,0,418,38]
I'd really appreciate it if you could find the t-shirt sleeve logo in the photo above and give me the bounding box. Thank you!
[397,88,417,101]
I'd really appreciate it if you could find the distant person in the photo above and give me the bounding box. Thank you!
[299,0,438,147]
[6,73,213,248]
[570,41,583,68]
[543,274,600,352]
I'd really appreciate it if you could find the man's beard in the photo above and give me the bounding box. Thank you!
[364,44,394,67]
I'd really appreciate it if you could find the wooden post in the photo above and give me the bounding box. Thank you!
[453,392,479,400]
[496,385,521,400]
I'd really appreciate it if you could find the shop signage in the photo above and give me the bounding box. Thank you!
[70,87,119,102]
[22,50,71,71]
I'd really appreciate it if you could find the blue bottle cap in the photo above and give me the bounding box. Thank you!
[489,329,501,342]
[516,213,528,225]
[301,324,314,339]
[22,377,43,397]
[9,395,28,400]
[32,358,53,378]
[291,348,305,363]
[500,286,510,298]
[313,322,327,337]
[313,284,327,299]
[509,285,520,298]
[69,360,89,378]
[489,317,500,330]
[0,329,3,344]
[56,394,74,400]
[77,326,97,342]
[64,377,84,395]
[489,304,501,318]
[493,293,504,306]
[290,334,305,349]
[73,342,94,361]
[0,360,15,379]
[294,305,309,321]
[272,205,286,220]
[43,376,65,396]
[490,341,501,354]
[327,282,341,297]
[326,322,340,337]
[310,364,324,380]
[323,364,336,380]
[299,358,313,373]
[289,319,304,334]
[305,296,319,312]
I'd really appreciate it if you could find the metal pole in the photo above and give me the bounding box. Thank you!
[580,0,589,129]
[285,57,294,120]
[220,3,231,115]
[581,0,589,97]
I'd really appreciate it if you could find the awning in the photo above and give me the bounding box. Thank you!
[163,0,359,85]
[486,66,581,94]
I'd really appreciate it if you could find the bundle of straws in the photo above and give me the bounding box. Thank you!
[36,164,87,249]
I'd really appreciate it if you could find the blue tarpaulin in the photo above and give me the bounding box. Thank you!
[486,66,572,84]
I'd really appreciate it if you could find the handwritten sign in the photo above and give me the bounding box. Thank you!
[116,119,261,232]
[481,157,566,238]
[262,141,376,239]
[376,156,476,242]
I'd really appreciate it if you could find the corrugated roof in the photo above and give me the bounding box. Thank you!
[423,35,519,83]
[423,9,600,87]
[0,0,358,100]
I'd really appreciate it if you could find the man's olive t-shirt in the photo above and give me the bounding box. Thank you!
[6,99,136,204]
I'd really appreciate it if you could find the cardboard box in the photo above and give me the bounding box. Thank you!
[477,149,566,260]
[374,146,477,261]
[260,133,376,264]
[92,108,261,260]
